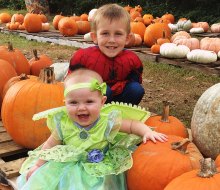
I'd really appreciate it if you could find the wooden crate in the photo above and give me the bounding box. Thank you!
[0,121,28,179]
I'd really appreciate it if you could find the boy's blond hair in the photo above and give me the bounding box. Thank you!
[92,4,131,34]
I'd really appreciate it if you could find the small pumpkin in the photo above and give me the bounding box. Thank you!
[53,13,64,30]
[160,43,190,58]
[187,49,217,63]
[0,12,11,23]
[11,13,24,24]
[192,22,209,32]
[189,27,204,34]
[171,31,191,42]
[145,101,188,138]
[191,82,220,159]
[176,19,192,32]
[211,23,220,33]
[29,49,53,76]
[161,13,175,24]
[164,158,220,190]
[41,22,50,31]
[150,43,160,54]
[83,32,93,42]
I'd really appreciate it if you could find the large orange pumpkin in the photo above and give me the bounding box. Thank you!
[76,20,91,35]
[0,42,30,75]
[127,136,203,190]
[1,67,65,149]
[145,101,188,138]
[130,20,146,40]
[24,12,42,33]
[58,17,78,36]
[0,59,17,112]
[144,22,171,47]
[29,49,53,76]
[164,158,220,190]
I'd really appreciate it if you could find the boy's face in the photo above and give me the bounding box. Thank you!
[65,87,106,128]
[91,18,131,58]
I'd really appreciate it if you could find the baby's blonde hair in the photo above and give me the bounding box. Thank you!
[92,4,131,34]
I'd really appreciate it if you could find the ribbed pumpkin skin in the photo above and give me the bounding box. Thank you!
[0,59,17,111]
[1,78,64,149]
[164,167,220,190]
[127,135,203,190]
[216,155,220,167]
[0,45,30,75]
[145,115,188,138]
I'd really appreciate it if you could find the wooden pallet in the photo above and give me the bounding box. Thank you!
[0,121,28,179]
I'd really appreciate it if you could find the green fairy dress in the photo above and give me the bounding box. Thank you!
[17,102,150,190]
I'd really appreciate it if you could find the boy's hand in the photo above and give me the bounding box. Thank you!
[143,131,168,143]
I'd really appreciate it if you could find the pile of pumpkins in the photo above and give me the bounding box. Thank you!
[128,92,220,189]
[0,42,66,148]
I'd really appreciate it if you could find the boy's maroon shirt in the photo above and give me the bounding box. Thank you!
[69,46,143,95]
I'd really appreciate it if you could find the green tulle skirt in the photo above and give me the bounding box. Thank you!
[17,161,127,190]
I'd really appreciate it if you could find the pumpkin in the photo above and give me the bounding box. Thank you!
[58,17,78,37]
[127,136,203,190]
[164,158,220,190]
[130,20,146,40]
[168,23,178,33]
[80,13,88,21]
[50,62,70,81]
[41,22,50,31]
[176,20,192,32]
[11,13,24,24]
[143,14,153,26]
[88,9,97,22]
[130,10,142,21]
[1,67,65,149]
[0,42,30,75]
[173,36,200,50]
[150,43,161,54]
[53,13,64,30]
[189,27,204,34]
[0,59,17,111]
[124,5,133,13]
[145,101,188,138]
[171,31,191,42]
[24,13,42,33]
[125,33,142,47]
[160,43,190,58]
[2,74,37,99]
[211,23,220,33]
[216,155,220,167]
[38,12,48,23]
[191,83,220,159]
[70,14,81,22]
[76,20,91,35]
[144,22,171,47]
[0,12,11,23]
[161,13,175,24]
[200,37,220,54]
[83,32,93,42]
[29,49,53,76]
[192,22,209,32]
[157,31,170,45]
[187,49,217,63]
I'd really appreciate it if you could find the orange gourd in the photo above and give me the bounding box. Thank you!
[1,67,65,149]
[215,155,220,167]
[145,101,188,138]
[150,43,161,54]
[0,12,11,23]
[76,20,91,35]
[144,22,171,47]
[0,42,30,75]
[164,158,220,190]
[29,49,53,76]
[58,17,78,37]
[127,136,203,190]
[0,59,17,111]
[11,13,24,24]
[130,20,146,40]
[24,12,42,33]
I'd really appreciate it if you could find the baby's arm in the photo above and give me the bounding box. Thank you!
[120,119,168,143]
[26,133,61,180]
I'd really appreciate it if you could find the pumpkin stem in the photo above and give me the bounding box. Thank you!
[38,67,55,84]
[171,138,190,154]
[33,49,40,61]
[7,42,14,52]
[19,73,29,80]
[160,100,170,122]
[197,158,218,178]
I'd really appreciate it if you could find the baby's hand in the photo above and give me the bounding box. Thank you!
[143,131,168,143]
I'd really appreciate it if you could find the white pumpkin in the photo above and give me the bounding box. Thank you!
[160,43,190,58]
[187,49,217,63]
[88,9,97,22]
[177,20,192,32]
[168,23,178,33]
[83,32,93,41]
[189,27,204,34]
[218,51,220,59]
[50,62,69,81]
[210,23,220,33]
[191,83,220,159]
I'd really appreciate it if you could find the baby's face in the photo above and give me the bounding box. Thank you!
[93,18,130,58]
[65,87,106,128]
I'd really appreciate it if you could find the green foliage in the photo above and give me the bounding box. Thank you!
[0,0,25,10]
